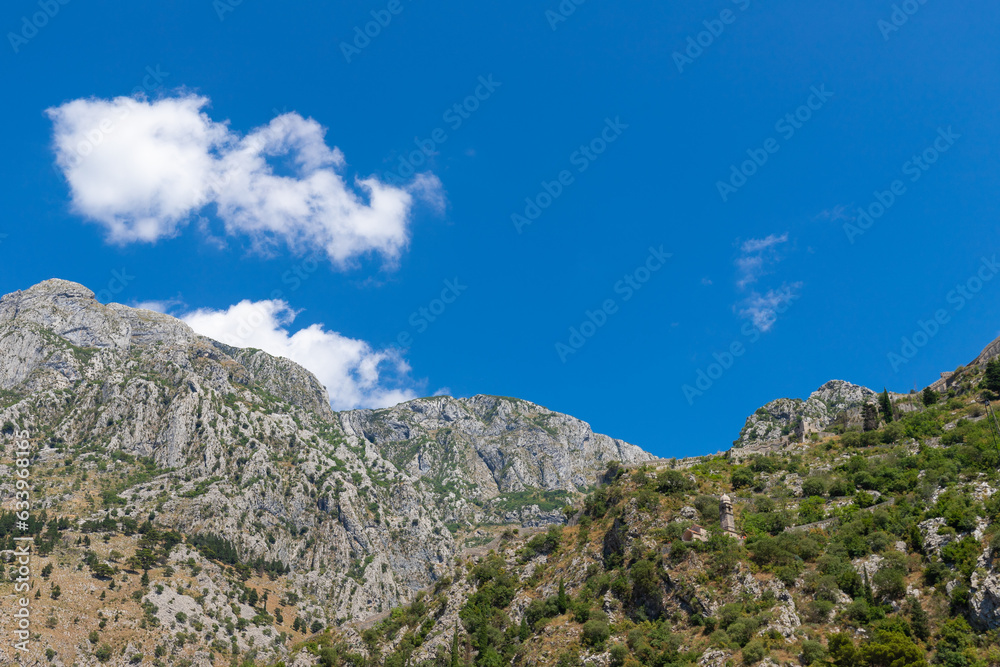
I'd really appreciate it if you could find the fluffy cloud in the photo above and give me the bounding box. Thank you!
[47,94,441,266]
[179,299,418,410]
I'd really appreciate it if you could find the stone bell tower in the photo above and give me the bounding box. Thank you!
[720,494,741,540]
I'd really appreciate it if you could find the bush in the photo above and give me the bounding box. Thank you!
[581,619,610,647]
[609,643,628,667]
[709,629,732,648]
[742,639,767,665]
[800,640,827,665]
[657,470,695,495]
[802,477,828,498]
[872,568,906,601]
[803,600,834,624]
[95,645,113,663]
[519,526,564,562]
[732,468,755,489]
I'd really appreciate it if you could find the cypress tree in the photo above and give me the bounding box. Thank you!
[879,388,893,422]
[556,578,570,614]
[450,625,461,667]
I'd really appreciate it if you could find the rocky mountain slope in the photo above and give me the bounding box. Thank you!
[2,278,999,667]
[340,360,1000,667]
[0,279,651,666]
[342,395,652,526]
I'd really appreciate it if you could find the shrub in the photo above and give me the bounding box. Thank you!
[731,468,755,489]
[609,643,628,667]
[95,645,113,662]
[657,469,695,495]
[581,619,610,647]
[800,640,827,665]
[802,477,828,498]
[742,639,767,665]
[803,600,834,624]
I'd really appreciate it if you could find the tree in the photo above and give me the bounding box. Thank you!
[450,625,462,667]
[922,387,937,407]
[906,598,929,641]
[857,630,926,667]
[657,469,695,495]
[879,389,894,423]
[862,404,879,432]
[556,579,569,614]
[731,467,755,489]
[985,358,1000,395]
[828,633,857,667]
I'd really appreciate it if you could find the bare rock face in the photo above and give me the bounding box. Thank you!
[341,394,653,524]
[970,568,1000,630]
[0,279,656,636]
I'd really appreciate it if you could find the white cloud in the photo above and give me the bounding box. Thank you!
[740,232,787,254]
[47,94,441,267]
[735,232,789,289]
[180,299,418,410]
[814,205,854,222]
[738,283,802,332]
[733,232,801,331]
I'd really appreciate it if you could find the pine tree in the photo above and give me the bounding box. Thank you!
[879,388,894,422]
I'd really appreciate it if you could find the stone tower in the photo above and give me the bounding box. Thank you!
[720,494,740,540]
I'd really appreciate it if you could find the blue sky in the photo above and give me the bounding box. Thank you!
[2,0,1000,458]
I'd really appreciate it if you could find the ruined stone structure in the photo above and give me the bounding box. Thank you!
[720,494,741,541]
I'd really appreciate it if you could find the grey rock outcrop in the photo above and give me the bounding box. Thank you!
[731,380,880,456]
